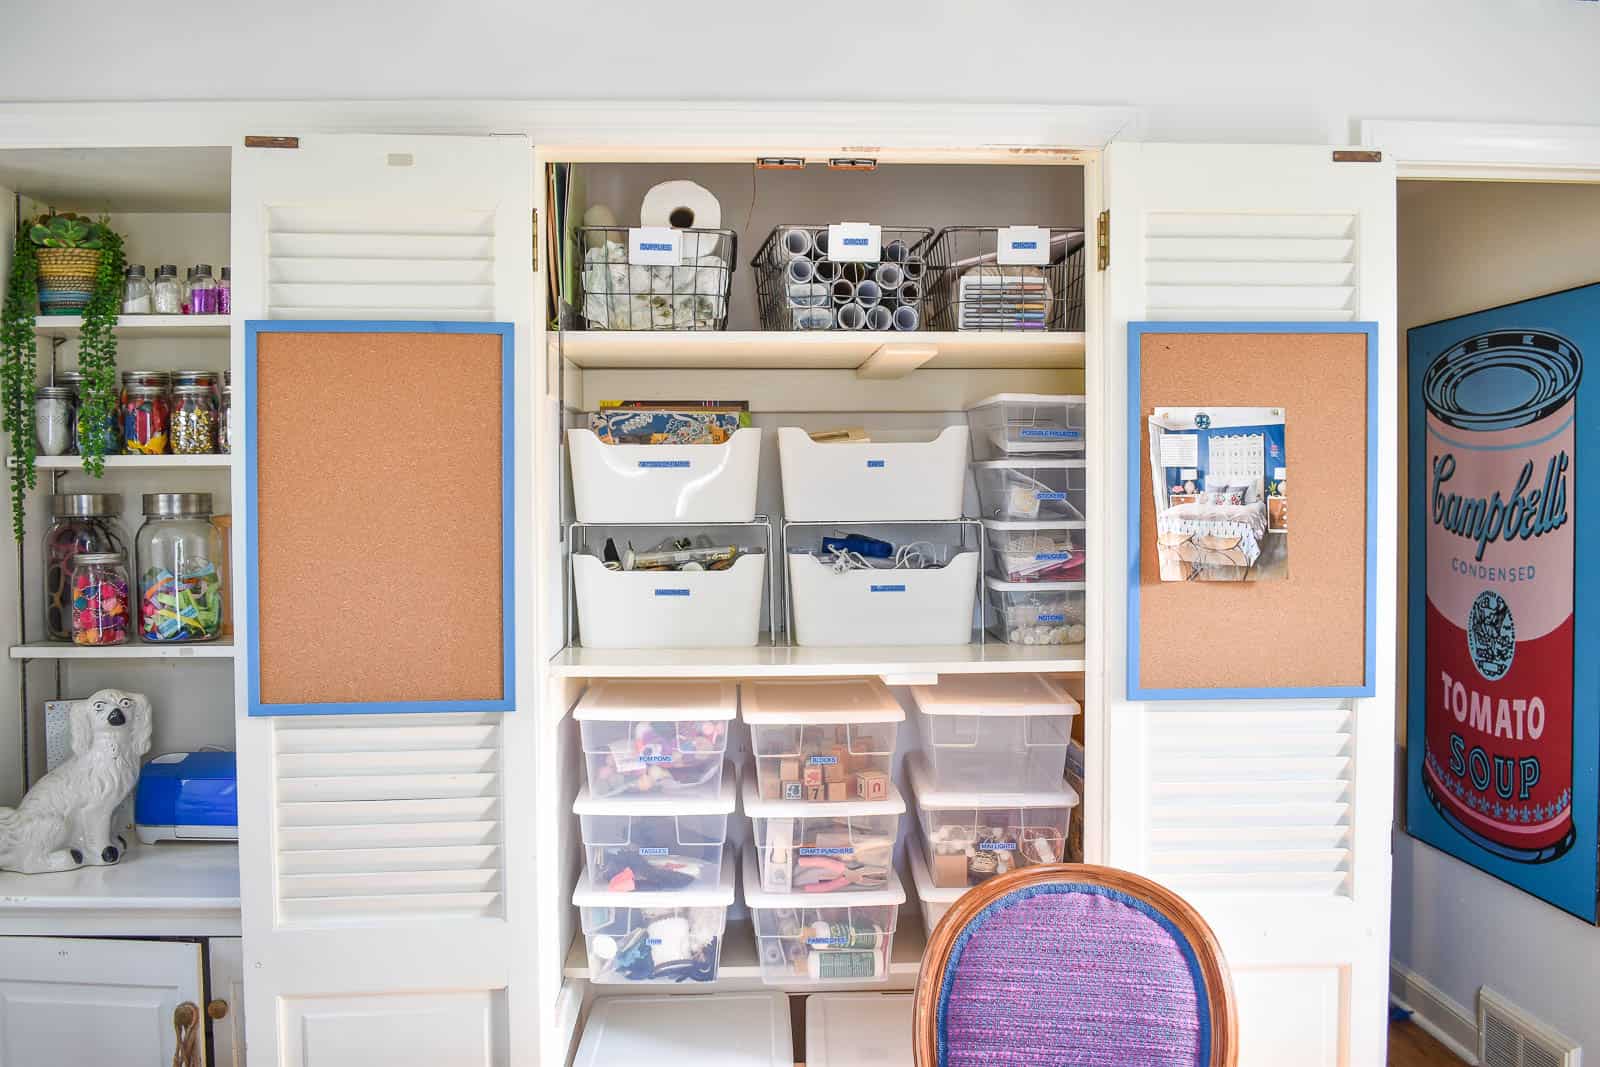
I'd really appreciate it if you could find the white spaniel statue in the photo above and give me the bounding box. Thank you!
[0,689,152,874]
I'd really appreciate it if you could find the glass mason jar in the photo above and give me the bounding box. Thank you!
[171,369,220,399]
[122,264,152,314]
[70,552,131,646]
[122,384,171,454]
[121,369,172,404]
[137,493,224,643]
[189,264,219,315]
[170,384,219,454]
[70,379,123,457]
[152,264,182,315]
[34,385,76,456]
[43,493,127,641]
[218,266,231,315]
[219,384,232,454]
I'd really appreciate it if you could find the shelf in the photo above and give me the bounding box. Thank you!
[11,637,236,661]
[27,453,233,471]
[555,330,1085,373]
[34,314,229,339]
[551,642,1085,680]
[0,841,240,937]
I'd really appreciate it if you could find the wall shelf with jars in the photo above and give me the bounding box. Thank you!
[34,315,230,339]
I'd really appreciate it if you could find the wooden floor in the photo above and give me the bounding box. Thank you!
[1389,1019,1470,1066]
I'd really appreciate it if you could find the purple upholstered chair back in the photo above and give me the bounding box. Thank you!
[915,866,1236,1067]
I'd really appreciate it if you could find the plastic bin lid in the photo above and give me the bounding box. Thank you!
[908,674,1080,718]
[968,393,1087,409]
[741,765,906,818]
[573,679,737,722]
[908,751,1080,810]
[971,457,1087,469]
[907,837,965,906]
[984,574,1087,593]
[741,847,906,910]
[740,678,905,725]
[574,991,793,1067]
[806,994,915,1067]
[572,849,735,909]
[980,517,1088,531]
[573,761,737,816]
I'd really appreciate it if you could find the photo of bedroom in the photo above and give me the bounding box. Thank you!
[1148,406,1287,582]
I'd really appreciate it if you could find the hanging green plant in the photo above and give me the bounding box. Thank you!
[0,234,40,541]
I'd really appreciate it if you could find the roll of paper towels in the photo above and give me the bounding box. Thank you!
[582,204,618,250]
[640,180,722,230]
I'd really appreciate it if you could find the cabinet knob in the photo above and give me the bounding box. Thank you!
[207,999,229,1021]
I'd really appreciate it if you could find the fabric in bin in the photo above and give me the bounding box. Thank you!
[938,884,1208,1066]
[583,239,729,331]
[587,814,724,893]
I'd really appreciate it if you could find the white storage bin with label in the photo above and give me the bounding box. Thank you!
[568,426,762,523]
[806,993,915,1067]
[788,548,979,646]
[973,457,1087,522]
[573,852,735,984]
[908,674,1079,793]
[909,752,1079,889]
[575,679,735,800]
[743,678,904,803]
[985,576,1087,646]
[908,838,965,937]
[575,763,736,893]
[742,850,905,985]
[982,519,1086,583]
[966,393,1087,460]
[572,552,766,648]
[574,991,793,1067]
[777,426,968,521]
[743,769,905,896]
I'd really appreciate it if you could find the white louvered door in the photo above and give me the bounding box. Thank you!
[230,134,537,1067]
[1100,144,1397,1067]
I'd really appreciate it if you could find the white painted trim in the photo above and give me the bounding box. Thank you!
[1391,961,1481,1066]
[1362,119,1600,180]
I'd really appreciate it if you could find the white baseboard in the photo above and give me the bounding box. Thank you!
[1391,961,1481,1065]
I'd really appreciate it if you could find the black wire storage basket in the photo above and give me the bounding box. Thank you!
[576,226,737,331]
[923,227,1086,332]
[751,224,935,331]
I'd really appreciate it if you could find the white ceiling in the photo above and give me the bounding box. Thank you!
[0,147,230,212]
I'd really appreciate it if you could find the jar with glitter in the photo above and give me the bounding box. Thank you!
[34,385,75,456]
[189,264,219,315]
[43,493,127,641]
[137,493,224,643]
[217,266,231,315]
[152,264,182,315]
[122,264,152,314]
[70,552,131,646]
[171,385,218,454]
[122,385,170,454]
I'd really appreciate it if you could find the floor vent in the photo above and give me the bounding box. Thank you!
[1480,987,1581,1067]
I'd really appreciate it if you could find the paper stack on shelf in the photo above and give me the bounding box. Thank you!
[957,268,1052,331]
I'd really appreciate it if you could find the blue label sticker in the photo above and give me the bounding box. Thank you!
[638,242,673,252]
[638,459,692,469]
[807,937,850,946]
[978,841,1018,851]
[1010,240,1038,250]
[1035,552,1070,561]
[654,589,691,597]
[646,938,662,945]
[866,459,886,468]
[870,584,907,593]
[639,754,674,764]
[799,846,854,856]
[1037,491,1067,501]
[638,847,669,856]
[1019,427,1080,440]
[842,237,869,246]
[1038,613,1065,623]
[809,755,838,765]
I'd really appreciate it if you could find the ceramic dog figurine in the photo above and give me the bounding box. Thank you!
[0,689,152,874]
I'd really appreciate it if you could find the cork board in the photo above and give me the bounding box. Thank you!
[1128,325,1376,698]
[247,323,514,714]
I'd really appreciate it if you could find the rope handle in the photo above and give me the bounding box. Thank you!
[172,1002,201,1067]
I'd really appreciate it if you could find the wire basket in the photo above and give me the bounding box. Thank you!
[923,227,1086,332]
[577,226,737,331]
[751,224,935,331]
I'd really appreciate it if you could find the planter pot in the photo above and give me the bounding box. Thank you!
[36,247,103,315]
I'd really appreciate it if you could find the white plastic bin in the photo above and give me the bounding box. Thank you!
[788,550,979,646]
[574,679,735,799]
[982,519,1086,583]
[568,426,762,523]
[985,576,1087,646]
[572,552,766,648]
[972,458,1087,522]
[777,426,968,521]
[908,674,1079,793]
[575,763,736,892]
[909,752,1079,889]
[908,837,965,937]
[966,393,1087,460]
[573,852,734,984]
[742,678,904,803]
[742,850,905,985]
[743,769,905,896]
[806,994,915,1067]
[575,992,793,1067]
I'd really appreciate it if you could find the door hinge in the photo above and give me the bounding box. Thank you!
[532,209,539,274]
[1332,149,1382,163]
[1096,210,1110,271]
[756,156,806,170]
[244,135,299,150]
[828,157,878,171]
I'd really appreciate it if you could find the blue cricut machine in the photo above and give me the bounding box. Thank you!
[135,751,239,844]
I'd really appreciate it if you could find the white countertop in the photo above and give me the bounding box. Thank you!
[0,841,241,937]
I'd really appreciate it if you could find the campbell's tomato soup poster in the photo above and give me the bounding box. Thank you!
[1408,283,1600,922]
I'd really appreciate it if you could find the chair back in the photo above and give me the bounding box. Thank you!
[914,863,1237,1066]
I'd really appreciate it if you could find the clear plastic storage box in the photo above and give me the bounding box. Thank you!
[973,458,1087,522]
[743,678,904,802]
[776,426,969,522]
[805,993,916,1067]
[742,850,905,985]
[985,576,1087,646]
[573,852,735,984]
[909,752,1079,889]
[575,679,736,799]
[575,763,736,892]
[574,992,793,1067]
[908,837,964,937]
[567,426,762,524]
[966,393,1087,460]
[743,769,905,896]
[908,674,1080,793]
[981,519,1086,583]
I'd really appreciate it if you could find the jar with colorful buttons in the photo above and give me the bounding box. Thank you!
[70,552,131,646]
[170,385,219,454]
[122,385,170,454]
[137,493,223,643]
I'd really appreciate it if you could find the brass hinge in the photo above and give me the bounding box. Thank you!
[756,156,806,170]
[244,135,299,150]
[1096,210,1110,271]
[1333,149,1382,163]
[828,157,878,171]
[532,209,539,274]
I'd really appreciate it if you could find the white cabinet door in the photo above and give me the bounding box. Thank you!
[1100,143,1397,1067]
[0,937,205,1067]
[209,937,246,1067]
[230,133,537,1067]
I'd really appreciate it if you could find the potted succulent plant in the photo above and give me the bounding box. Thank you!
[31,214,116,316]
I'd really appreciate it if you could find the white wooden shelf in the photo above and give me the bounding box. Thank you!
[26,453,234,471]
[551,642,1086,679]
[34,314,229,338]
[11,637,236,661]
[554,330,1086,372]
[0,842,240,937]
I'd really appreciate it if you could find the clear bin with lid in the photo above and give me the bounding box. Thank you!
[973,458,1087,522]
[575,993,792,1067]
[742,850,904,985]
[574,679,735,800]
[908,836,965,936]
[966,393,1087,460]
[909,752,1079,889]
[742,678,903,803]
[985,576,1087,646]
[575,763,735,892]
[982,519,1086,583]
[908,674,1079,792]
[573,852,734,984]
[744,769,905,896]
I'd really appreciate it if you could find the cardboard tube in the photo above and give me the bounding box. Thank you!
[781,227,814,259]
[901,256,926,281]
[892,305,920,331]
[866,305,894,331]
[812,229,830,259]
[883,239,909,263]
[836,302,867,330]
[786,257,816,285]
[831,279,856,306]
[795,306,834,330]
[874,262,904,290]
[898,280,922,305]
[854,279,882,307]
[814,259,842,282]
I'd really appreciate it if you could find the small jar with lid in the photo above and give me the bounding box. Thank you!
[137,493,224,643]
[152,264,182,314]
[122,265,152,314]
[34,385,76,456]
[121,369,172,405]
[171,385,219,454]
[122,385,170,454]
[43,493,127,641]
[219,384,233,454]
[70,552,131,646]
[66,374,123,456]
[189,265,219,315]
[171,369,219,397]
[217,266,231,315]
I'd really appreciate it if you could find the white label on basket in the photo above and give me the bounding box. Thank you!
[978,841,1018,851]
[1038,613,1066,624]
[638,459,691,469]
[997,226,1051,266]
[1020,427,1081,441]
[1037,491,1067,501]
[799,846,854,856]
[639,754,675,764]
[629,226,682,265]
[1036,552,1070,562]
[639,847,670,856]
[654,589,691,598]
[827,222,881,262]
[809,755,838,765]
[870,584,907,593]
